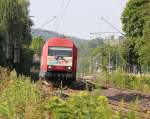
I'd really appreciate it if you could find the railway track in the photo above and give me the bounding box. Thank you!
[109,100,150,119]
[39,77,150,119]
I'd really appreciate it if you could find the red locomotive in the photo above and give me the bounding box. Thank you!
[39,37,77,84]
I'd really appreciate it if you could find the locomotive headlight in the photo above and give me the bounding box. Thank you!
[48,65,52,69]
[67,66,72,70]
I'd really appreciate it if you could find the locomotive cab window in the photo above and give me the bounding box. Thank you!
[48,47,72,57]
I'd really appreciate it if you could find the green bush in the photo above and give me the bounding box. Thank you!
[0,69,46,119]
[45,92,140,119]
[102,71,150,92]
[46,93,114,119]
[0,68,144,119]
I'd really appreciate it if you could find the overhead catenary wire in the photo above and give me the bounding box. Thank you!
[30,1,65,30]
[89,17,126,73]
[90,17,126,39]
[101,17,125,36]
[54,0,65,31]
[30,0,72,33]
[39,16,57,29]
[30,16,56,18]
[57,0,65,17]
[55,0,72,32]
[90,32,122,34]
[60,0,72,19]
[99,17,125,72]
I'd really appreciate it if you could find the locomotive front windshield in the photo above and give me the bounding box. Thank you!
[48,47,72,57]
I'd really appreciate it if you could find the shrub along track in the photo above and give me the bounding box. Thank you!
[39,77,150,119]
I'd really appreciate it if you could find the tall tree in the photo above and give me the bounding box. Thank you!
[139,20,150,66]
[121,0,150,72]
[0,0,32,68]
[121,0,149,37]
[30,37,44,56]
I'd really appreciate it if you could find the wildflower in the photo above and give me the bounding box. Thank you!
[147,110,150,114]
[58,100,66,107]
[88,102,94,106]
[115,111,119,115]
[113,111,120,118]
[78,91,88,97]
[97,96,108,103]
[95,107,101,113]
[70,92,78,97]
[8,80,14,84]
[68,97,75,104]
[50,96,59,102]
[59,99,66,105]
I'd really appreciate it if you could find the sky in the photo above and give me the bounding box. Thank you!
[29,0,128,39]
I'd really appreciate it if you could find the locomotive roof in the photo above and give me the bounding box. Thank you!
[45,37,76,48]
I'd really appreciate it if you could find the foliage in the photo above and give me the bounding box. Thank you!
[0,68,143,119]
[18,46,34,75]
[121,38,139,66]
[100,71,150,93]
[138,20,150,66]
[46,92,142,119]
[121,0,150,69]
[0,32,6,66]
[78,38,124,74]
[30,36,44,56]
[47,93,136,119]
[46,93,113,119]
[0,69,46,119]
[0,0,32,41]
[0,0,32,74]
[121,0,149,37]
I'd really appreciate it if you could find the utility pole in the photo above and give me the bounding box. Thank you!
[116,52,118,70]
[89,56,92,74]
[108,52,111,73]
[100,17,127,72]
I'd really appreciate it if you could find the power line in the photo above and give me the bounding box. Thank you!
[90,32,122,34]
[30,1,65,31]
[55,0,72,32]
[31,0,72,32]
[101,17,125,36]
[30,16,56,18]
[60,0,72,19]
[54,0,65,31]
[39,16,57,29]
[57,0,65,17]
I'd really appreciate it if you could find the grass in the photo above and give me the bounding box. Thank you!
[46,93,112,119]
[0,67,146,119]
[98,71,150,93]
[0,68,47,119]
[45,92,141,119]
